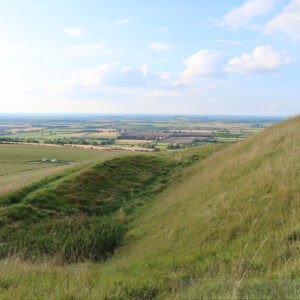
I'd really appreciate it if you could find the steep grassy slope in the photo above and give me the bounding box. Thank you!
[0,116,298,299]
[98,115,298,298]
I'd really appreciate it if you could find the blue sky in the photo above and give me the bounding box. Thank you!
[0,0,299,116]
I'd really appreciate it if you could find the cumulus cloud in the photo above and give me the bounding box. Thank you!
[178,50,226,84]
[220,0,276,28]
[64,28,83,37]
[71,63,145,87]
[264,0,300,40]
[149,42,173,51]
[70,62,169,88]
[115,19,130,24]
[225,45,291,73]
[61,43,106,58]
[33,59,219,103]
[178,46,292,83]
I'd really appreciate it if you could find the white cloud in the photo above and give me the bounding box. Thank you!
[220,0,276,28]
[178,50,226,84]
[149,42,173,51]
[115,19,130,24]
[61,43,106,58]
[264,0,300,40]
[64,28,83,37]
[226,45,291,73]
[70,63,168,88]
[71,63,145,87]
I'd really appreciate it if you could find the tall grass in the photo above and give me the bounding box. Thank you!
[0,216,124,263]
[96,115,299,298]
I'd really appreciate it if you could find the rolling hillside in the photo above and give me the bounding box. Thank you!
[0,116,299,299]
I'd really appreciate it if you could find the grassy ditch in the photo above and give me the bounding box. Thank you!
[0,154,178,263]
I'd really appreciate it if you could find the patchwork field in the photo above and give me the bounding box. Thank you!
[0,115,282,151]
[0,115,283,197]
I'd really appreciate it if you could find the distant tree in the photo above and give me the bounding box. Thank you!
[90,141,98,146]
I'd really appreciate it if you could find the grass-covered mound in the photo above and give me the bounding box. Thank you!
[0,155,176,224]
[0,154,178,262]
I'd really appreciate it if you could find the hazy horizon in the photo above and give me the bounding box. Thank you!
[0,112,289,119]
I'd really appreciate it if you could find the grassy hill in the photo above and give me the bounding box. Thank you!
[0,116,299,299]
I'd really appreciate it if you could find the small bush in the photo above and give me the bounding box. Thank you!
[0,216,125,263]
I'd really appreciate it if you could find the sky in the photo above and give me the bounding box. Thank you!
[0,0,299,116]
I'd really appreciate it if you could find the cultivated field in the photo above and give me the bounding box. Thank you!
[0,143,130,196]
[0,115,282,151]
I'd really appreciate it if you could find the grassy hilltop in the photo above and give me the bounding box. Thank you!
[0,116,299,299]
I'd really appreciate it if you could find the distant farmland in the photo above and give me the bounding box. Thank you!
[0,143,130,196]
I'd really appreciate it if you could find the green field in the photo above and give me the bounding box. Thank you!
[0,116,298,299]
[0,115,281,151]
[0,143,130,196]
